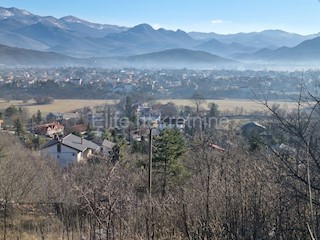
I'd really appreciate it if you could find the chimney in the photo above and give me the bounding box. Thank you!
[81,137,84,144]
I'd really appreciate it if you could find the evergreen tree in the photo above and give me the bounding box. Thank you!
[36,109,42,124]
[14,118,24,136]
[208,102,219,118]
[124,96,133,118]
[4,105,18,119]
[153,129,188,196]
[86,123,95,140]
[102,128,112,141]
[111,135,126,163]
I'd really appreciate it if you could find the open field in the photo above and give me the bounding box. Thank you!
[0,98,300,117]
[157,99,299,113]
[0,99,118,116]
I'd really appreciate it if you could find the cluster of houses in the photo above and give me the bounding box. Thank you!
[1,67,312,101]
[33,100,298,167]
[31,109,116,167]
[36,101,190,166]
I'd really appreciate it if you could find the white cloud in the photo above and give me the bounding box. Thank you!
[152,23,162,29]
[211,19,224,24]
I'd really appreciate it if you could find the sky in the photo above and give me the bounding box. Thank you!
[1,0,320,35]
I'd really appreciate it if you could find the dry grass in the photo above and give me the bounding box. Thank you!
[157,99,298,113]
[0,99,119,116]
[0,214,63,240]
[0,98,299,117]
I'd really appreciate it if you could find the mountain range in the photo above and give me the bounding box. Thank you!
[1,6,320,67]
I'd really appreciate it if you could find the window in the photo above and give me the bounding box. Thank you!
[57,144,61,153]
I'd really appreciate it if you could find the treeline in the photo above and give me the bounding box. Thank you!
[1,98,320,239]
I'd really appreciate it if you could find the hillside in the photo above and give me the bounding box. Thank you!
[126,48,236,68]
[0,44,84,66]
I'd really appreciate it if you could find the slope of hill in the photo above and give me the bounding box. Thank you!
[0,6,127,57]
[271,37,320,61]
[101,24,198,55]
[189,30,316,49]
[195,38,257,57]
[235,37,320,63]
[59,16,128,38]
[0,6,319,65]
[0,43,235,68]
[0,6,313,58]
[0,44,84,66]
[125,48,236,68]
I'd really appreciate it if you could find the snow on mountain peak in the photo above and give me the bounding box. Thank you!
[0,9,14,18]
[62,16,83,23]
[39,17,66,28]
[21,10,31,16]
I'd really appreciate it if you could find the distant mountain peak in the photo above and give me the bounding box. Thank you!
[0,7,32,18]
[60,15,85,23]
[1,5,318,64]
[0,8,13,18]
[130,23,155,32]
[38,16,65,28]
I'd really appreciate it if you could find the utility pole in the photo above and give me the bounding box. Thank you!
[147,127,153,240]
[147,127,159,240]
[148,127,153,197]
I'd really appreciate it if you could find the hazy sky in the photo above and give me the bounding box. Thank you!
[1,0,320,34]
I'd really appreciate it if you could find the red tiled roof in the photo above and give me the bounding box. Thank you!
[70,124,87,133]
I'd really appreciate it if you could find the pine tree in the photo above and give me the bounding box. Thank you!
[153,128,187,196]
[124,96,133,118]
[14,118,24,136]
[208,102,219,118]
[102,128,112,141]
[36,109,42,124]
[86,123,95,140]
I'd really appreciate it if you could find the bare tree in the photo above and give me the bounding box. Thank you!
[191,92,205,114]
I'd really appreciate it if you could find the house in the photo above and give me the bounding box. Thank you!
[241,122,267,137]
[159,117,186,132]
[137,105,161,126]
[69,78,82,86]
[68,124,87,135]
[101,139,116,155]
[46,112,63,123]
[34,122,64,137]
[62,112,80,121]
[41,133,100,166]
